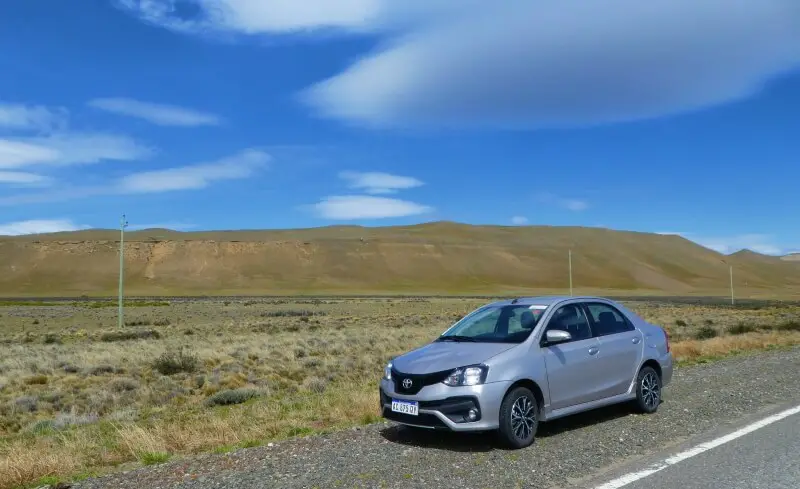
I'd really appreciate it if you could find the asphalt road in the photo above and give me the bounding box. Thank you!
[578,404,800,489]
[72,347,800,489]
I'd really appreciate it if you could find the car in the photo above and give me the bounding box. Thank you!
[379,295,673,448]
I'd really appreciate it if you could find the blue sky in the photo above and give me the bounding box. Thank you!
[1,0,798,256]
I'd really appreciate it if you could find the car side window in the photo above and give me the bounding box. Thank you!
[585,302,635,336]
[544,304,593,342]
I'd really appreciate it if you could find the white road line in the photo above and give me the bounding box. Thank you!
[592,404,800,489]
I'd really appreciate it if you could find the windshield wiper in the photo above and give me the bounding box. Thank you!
[436,335,477,342]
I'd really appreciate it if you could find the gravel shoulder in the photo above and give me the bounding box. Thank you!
[72,347,800,489]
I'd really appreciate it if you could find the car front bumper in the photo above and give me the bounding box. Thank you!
[379,377,511,432]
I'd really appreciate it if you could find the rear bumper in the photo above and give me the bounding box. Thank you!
[379,378,510,431]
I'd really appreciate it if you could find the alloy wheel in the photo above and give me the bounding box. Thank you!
[641,371,660,409]
[510,395,536,441]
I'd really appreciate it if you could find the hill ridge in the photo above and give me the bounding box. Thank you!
[1,222,797,296]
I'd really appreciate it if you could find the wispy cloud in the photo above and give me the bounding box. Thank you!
[0,171,52,186]
[119,2,800,129]
[0,219,88,236]
[0,102,68,133]
[306,0,800,129]
[0,148,270,206]
[0,133,153,169]
[88,97,222,127]
[118,149,269,193]
[537,193,589,212]
[338,171,424,194]
[311,195,433,220]
[511,216,529,225]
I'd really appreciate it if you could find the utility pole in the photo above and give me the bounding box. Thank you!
[729,264,735,306]
[118,214,128,328]
[568,249,573,296]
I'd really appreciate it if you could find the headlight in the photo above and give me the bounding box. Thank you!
[384,361,393,380]
[442,365,489,386]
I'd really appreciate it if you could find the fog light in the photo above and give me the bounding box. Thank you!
[467,408,479,421]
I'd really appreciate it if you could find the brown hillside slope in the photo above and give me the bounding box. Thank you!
[1,222,799,297]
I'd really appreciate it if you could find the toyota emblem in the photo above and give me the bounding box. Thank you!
[402,378,413,389]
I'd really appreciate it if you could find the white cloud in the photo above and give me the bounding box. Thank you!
[113,0,468,35]
[120,2,800,129]
[0,102,68,133]
[88,97,222,127]
[0,219,88,236]
[0,133,153,169]
[537,193,589,212]
[0,171,52,186]
[117,148,269,193]
[311,195,433,219]
[0,140,61,168]
[511,216,529,225]
[303,0,800,129]
[338,171,423,194]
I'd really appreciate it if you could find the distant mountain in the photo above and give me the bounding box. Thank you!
[1,222,799,297]
[782,253,800,262]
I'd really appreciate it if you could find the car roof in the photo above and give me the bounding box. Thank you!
[486,295,617,307]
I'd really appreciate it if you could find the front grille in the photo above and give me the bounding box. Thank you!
[391,368,452,395]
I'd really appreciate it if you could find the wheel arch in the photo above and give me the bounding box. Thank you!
[639,358,662,380]
[505,378,545,412]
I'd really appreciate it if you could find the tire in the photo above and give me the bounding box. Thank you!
[497,386,539,449]
[634,366,662,414]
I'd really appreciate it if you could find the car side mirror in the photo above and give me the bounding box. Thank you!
[545,329,572,345]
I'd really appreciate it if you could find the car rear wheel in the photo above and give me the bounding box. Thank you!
[634,365,662,414]
[497,386,539,449]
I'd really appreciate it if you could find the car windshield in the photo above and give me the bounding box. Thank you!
[437,304,548,343]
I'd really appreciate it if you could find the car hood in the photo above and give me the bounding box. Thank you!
[392,341,516,374]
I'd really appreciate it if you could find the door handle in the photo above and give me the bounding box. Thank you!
[588,346,599,355]
[632,337,641,344]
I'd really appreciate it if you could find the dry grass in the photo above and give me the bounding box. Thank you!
[0,297,799,488]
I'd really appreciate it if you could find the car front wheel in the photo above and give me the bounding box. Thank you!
[497,386,539,449]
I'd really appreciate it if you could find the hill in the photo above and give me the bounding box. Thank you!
[782,253,800,262]
[1,222,799,297]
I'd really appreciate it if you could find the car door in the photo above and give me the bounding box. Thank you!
[582,301,644,398]
[539,302,603,410]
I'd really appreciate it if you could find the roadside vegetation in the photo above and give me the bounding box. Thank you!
[1,297,799,488]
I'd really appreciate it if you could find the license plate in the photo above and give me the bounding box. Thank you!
[391,399,419,416]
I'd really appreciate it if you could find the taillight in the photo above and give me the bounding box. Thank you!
[663,327,670,353]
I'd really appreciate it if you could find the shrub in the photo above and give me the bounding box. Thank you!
[675,319,688,327]
[260,310,327,318]
[727,323,756,335]
[24,374,48,385]
[125,319,152,327]
[303,377,328,394]
[152,348,198,375]
[776,320,800,332]
[100,329,161,342]
[43,333,61,344]
[110,378,140,392]
[694,325,718,340]
[205,388,261,407]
